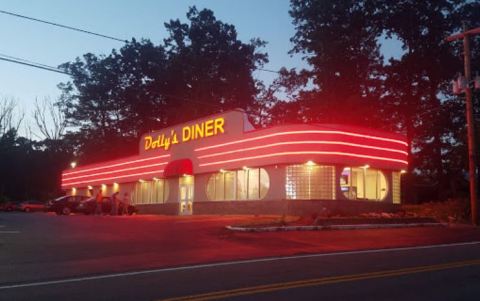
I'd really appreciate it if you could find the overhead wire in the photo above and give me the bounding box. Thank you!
[0,9,280,119]
[0,53,70,75]
[0,9,127,43]
[0,52,68,73]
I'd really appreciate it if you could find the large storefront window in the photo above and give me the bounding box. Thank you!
[286,165,336,200]
[206,168,270,201]
[132,179,169,204]
[340,167,387,201]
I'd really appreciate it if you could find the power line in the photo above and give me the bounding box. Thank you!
[0,9,127,43]
[257,68,282,74]
[0,54,70,75]
[0,52,65,72]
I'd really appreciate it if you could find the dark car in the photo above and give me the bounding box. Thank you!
[47,195,89,215]
[77,197,137,215]
[18,200,46,212]
[1,201,20,212]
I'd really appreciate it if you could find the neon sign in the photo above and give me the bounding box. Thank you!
[144,117,225,151]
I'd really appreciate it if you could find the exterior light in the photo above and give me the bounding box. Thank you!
[305,160,316,166]
[242,166,249,170]
[400,169,407,174]
[71,187,77,195]
[70,161,77,169]
[362,164,370,169]
[219,169,227,173]
[139,179,145,183]
[87,185,93,190]
[153,177,159,181]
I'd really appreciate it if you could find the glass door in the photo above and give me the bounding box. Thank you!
[179,175,194,215]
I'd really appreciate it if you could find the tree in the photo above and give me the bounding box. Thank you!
[32,97,66,141]
[162,7,268,124]
[280,0,384,126]
[0,98,23,136]
[380,0,480,200]
[58,7,267,164]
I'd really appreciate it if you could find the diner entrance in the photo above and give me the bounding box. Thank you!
[179,175,194,215]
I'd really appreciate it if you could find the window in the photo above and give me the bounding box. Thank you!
[206,168,270,201]
[132,179,169,204]
[286,165,336,200]
[340,167,387,201]
[392,171,401,204]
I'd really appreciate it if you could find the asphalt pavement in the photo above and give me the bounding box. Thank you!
[1,212,480,300]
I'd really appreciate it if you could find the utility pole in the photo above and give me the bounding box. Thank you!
[446,24,480,226]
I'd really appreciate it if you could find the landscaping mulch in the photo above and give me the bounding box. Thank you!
[313,217,438,226]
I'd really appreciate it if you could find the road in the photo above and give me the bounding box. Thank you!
[1,212,480,300]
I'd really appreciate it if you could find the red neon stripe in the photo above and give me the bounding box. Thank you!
[199,151,408,167]
[62,161,169,182]
[63,154,170,176]
[194,130,408,152]
[62,169,165,187]
[197,140,408,159]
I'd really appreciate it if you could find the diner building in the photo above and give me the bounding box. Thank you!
[61,110,408,215]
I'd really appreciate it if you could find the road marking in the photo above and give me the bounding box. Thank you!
[0,240,479,290]
[159,259,480,301]
[0,231,20,234]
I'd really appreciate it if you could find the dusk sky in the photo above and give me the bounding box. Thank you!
[0,0,402,132]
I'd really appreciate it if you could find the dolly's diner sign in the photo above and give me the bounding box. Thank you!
[144,117,225,151]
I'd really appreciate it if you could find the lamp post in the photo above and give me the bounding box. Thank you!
[446,24,480,226]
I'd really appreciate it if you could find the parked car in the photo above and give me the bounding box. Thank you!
[75,197,102,215]
[1,201,20,212]
[76,197,137,215]
[18,200,46,212]
[47,195,89,215]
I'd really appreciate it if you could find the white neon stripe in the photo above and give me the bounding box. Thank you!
[62,162,168,182]
[197,140,408,160]
[199,151,408,167]
[63,154,170,176]
[195,130,408,152]
[62,169,165,187]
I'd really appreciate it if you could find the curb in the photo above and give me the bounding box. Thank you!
[226,222,446,232]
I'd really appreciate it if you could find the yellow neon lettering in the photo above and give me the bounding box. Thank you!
[195,123,204,139]
[159,134,165,149]
[183,126,191,142]
[205,120,214,137]
[164,136,171,150]
[144,136,153,150]
[172,132,179,144]
[214,117,225,134]
[145,117,226,152]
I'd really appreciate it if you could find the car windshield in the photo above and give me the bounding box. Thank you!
[81,197,95,203]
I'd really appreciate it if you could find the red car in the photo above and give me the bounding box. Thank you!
[1,201,20,212]
[18,200,46,212]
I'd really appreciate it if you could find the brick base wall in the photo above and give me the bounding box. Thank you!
[137,199,399,216]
